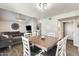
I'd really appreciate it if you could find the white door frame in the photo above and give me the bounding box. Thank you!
[57,16,78,40]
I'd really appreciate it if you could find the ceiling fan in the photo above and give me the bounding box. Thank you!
[16,14,26,22]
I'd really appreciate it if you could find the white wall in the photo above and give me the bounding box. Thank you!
[73,18,79,47]
[0,21,26,33]
[26,19,37,35]
[0,9,27,33]
[41,10,79,35]
[41,10,79,47]
[0,9,37,33]
[0,19,37,35]
[41,18,57,36]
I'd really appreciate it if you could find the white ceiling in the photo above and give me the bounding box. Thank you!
[0,3,79,19]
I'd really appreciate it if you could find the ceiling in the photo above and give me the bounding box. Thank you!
[0,3,79,19]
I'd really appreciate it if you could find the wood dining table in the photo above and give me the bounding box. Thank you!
[30,36,58,51]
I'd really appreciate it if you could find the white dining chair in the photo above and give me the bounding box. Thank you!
[24,33,32,37]
[56,35,68,56]
[22,36,31,56]
[22,36,45,56]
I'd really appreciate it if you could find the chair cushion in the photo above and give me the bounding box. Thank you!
[0,39,10,48]
[30,46,41,56]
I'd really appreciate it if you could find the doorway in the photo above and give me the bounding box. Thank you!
[63,22,73,40]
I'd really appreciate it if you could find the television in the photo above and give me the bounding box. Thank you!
[26,25,32,33]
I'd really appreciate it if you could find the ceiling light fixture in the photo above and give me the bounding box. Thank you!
[36,3,52,11]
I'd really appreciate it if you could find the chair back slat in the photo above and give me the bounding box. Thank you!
[22,36,31,56]
[56,35,68,56]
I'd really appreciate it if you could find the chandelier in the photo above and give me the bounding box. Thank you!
[36,3,52,11]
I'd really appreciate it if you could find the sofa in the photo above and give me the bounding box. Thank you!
[0,31,23,48]
[0,35,10,48]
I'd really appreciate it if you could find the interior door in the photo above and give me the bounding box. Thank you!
[64,22,73,40]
